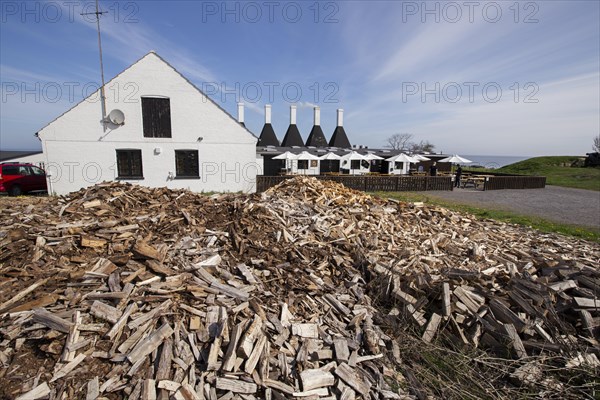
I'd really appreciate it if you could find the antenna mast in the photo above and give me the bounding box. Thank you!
[82,0,108,128]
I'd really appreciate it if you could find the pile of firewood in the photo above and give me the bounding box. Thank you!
[0,177,598,399]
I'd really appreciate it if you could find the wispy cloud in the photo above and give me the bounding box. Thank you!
[0,65,61,83]
[64,3,216,83]
[297,101,318,109]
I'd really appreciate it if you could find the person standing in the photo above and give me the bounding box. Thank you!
[455,165,463,187]
[429,162,438,176]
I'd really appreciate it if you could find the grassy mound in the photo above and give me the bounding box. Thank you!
[498,156,600,191]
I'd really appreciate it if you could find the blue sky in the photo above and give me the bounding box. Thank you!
[1,0,599,155]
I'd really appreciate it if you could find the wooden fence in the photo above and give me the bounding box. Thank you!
[484,176,546,190]
[256,175,453,193]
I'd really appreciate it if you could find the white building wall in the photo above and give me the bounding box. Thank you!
[340,159,369,175]
[289,160,320,175]
[38,52,258,195]
[388,162,411,175]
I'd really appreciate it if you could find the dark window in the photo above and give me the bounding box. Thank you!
[175,150,199,177]
[116,150,143,178]
[297,160,308,170]
[395,162,404,169]
[2,166,20,175]
[350,160,361,169]
[142,97,172,138]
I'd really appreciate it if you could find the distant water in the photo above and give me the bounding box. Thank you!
[462,155,531,169]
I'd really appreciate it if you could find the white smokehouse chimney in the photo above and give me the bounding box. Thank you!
[313,106,321,126]
[237,102,244,124]
[290,105,297,124]
[337,108,344,127]
[265,104,272,124]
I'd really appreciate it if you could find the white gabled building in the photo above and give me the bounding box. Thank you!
[38,51,258,195]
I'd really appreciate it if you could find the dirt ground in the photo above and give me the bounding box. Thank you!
[416,185,600,230]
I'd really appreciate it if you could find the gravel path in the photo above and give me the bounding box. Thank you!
[417,185,600,230]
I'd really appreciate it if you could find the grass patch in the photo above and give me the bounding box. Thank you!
[490,156,599,191]
[371,191,600,242]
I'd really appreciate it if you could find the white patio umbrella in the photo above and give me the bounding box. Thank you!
[319,152,342,160]
[385,153,419,163]
[412,154,431,161]
[341,151,367,161]
[272,151,299,160]
[439,154,472,175]
[295,151,321,160]
[439,154,472,164]
[272,151,299,174]
[363,153,384,161]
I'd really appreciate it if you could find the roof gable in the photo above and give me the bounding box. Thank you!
[37,51,256,141]
[305,125,328,147]
[329,126,351,148]
[281,124,304,147]
[257,123,280,146]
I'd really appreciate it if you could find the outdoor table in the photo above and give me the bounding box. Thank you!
[461,176,487,189]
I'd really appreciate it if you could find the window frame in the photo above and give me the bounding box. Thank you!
[116,149,144,179]
[297,160,309,170]
[174,149,200,179]
[350,160,361,170]
[141,97,172,138]
[30,166,45,176]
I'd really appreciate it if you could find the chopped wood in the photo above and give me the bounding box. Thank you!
[333,338,350,362]
[244,333,267,374]
[222,320,247,371]
[441,282,451,317]
[0,277,49,313]
[86,377,100,400]
[8,293,59,313]
[50,353,87,382]
[142,379,157,400]
[81,236,107,248]
[61,310,82,362]
[503,324,527,359]
[292,387,329,397]
[422,313,442,343]
[300,369,335,391]
[1,177,598,399]
[106,302,138,340]
[15,382,50,400]
[90,300,122,324]
[127,323,174,364]
[158,380,181,392]
[573,297,600,308]
[215,378,257,394]
[132,241,162,260]
[334,363,371,397]
[210,281,249,301]
[238,316,263,358]
[291,323,319,339]
[32,308,73,333]
[178,383,202,400]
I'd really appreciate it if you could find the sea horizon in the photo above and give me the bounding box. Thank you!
[461,155,531,169]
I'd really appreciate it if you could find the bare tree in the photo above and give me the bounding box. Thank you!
[386,133,413,150]
[410,140,435,153]
[593,135,600,152]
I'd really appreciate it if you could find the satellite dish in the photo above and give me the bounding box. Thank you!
[107,109,125,125]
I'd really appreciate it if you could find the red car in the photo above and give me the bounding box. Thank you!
[0,163,48,196]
